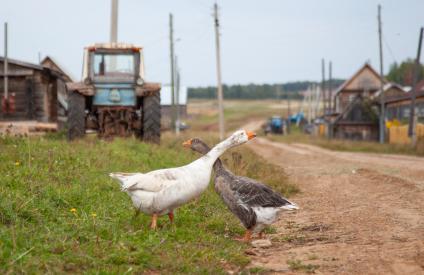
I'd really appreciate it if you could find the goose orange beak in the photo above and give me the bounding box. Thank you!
[182,139,193,147]
[246,131,256,140]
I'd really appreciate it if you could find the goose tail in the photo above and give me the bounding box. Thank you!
[109,172,138,191]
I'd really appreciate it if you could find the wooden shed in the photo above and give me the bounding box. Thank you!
[0,56,71,124]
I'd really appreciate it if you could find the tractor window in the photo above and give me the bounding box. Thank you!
[93,53,135,77]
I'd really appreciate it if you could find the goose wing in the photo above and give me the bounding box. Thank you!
[215,177,256,229]
[228,174,293,208]
[111,168,184,192]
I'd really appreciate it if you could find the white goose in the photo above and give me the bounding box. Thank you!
[109,130,256,229]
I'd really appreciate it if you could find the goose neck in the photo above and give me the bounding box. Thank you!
[206,139,232,162]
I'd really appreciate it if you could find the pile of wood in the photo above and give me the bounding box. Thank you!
[0,121,57,136]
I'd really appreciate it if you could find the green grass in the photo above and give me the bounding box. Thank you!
[287,259,319,273]
[268,126,424,157]
[0,133,296,274]
[188,99,294,132]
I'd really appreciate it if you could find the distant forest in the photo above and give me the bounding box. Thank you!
[188,80,345,100]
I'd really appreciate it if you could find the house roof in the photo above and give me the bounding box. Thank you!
[373,82,407,97]
[41,56,75,82]
[0,56,44,71]
[383,80,424,105]
[334,63,384,96]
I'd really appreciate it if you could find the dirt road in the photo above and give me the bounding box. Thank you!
[246,137,424,274]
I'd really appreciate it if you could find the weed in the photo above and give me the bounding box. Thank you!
[287,259,319,273]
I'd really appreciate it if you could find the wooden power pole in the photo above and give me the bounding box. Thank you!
[3,23,8,102]
[328,61,333,112]
[110,0,118,43]
[321,59,326,116]
[175,55,181,135]
[378,4,385,144]
[214,3,225,140]
[169,13,176,132]
[408,27,423,147]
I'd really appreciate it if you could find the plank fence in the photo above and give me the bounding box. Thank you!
[389,123,424,145]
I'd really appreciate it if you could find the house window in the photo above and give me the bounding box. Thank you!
[402,107,410,119]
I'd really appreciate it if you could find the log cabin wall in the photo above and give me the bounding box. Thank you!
[0,58,62,122]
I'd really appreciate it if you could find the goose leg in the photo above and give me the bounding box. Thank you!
[242,229,252,242]
[235,229,252,242]
[150,214,158,229]
[168,211,174,223]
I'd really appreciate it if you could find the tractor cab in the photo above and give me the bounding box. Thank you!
[66,43,161,142]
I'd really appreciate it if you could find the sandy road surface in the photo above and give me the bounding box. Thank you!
[245,137,424,274]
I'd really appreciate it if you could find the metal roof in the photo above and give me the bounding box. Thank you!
[85,43,143,50]
[0,56,44,71]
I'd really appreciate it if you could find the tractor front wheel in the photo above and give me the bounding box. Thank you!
[67,91,86,140]
[142,92,161,144]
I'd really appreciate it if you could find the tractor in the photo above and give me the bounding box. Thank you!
[66,43,161,143]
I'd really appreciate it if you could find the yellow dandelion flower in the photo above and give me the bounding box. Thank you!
[70,208,77,213]
[15,161,20,166]
[91,213,97,217]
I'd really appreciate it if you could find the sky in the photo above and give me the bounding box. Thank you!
[0,0,423,87]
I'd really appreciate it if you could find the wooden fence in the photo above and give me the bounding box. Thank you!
[389,123,424,144]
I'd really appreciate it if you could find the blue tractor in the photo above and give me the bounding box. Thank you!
[263,116,284,135]
[66,43,161,143]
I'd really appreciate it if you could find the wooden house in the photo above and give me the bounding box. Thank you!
[331,63,383,141]
[0,56,71,124]
[334,63,383,113]
[384,80,424,122]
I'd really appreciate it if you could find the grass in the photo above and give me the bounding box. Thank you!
[287,259,319,273]
[267,126,424,157]
[187,99,301,132]
[0,133,296,274]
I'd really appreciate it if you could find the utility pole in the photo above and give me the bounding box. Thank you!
[214,3,225,140]
[286,88,291,134]
[408,27,423,147]
[328,61,333,112]
[321,59,326,116]
[175,55,181,135]
[307,85,311,124]
[110,0,118,43]
[169,13,176,132]
[378,4,385,144]
[3,23,8,102]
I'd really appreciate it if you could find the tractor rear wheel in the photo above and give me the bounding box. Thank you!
[67,91,86,140]
[142,92,161,144]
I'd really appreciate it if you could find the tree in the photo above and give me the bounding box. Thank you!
[386,59,424,86]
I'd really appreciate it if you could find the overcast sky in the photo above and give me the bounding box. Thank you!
[1,0,423,86]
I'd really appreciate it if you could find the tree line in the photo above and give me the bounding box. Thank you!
[188,80,344,100]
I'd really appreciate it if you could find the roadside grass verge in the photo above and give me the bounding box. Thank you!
[267,127,424,157]
[0,133,295,273]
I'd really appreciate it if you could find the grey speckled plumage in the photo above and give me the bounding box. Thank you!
[188,138,298,234]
